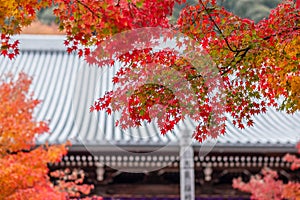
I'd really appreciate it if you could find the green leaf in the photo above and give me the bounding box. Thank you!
[136,1,143,8]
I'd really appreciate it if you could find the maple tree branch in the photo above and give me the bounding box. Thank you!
[218,26,299,76]
[116,0,121,7]
[76,0,101,19]
[220,47,250,76]
[220,25,299,76]
[221,27,300,75]
[219,52,239,75]
[6,146,39,155]
[199,0,237,53]
[186,74,203,81]
[263,27,300,41]
[127,3,135,19]
[128,3,147,16]
[199,0,254,55]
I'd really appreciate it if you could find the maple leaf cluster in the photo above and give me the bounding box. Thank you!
[0,73,68,199]
[0,73,101,199]
[87,0,299,142]
[50,168,95,198]
[0,0,51,58]
[0,0,299,142]
[233,142,300,200]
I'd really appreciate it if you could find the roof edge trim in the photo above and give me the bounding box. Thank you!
[12,34,67,51]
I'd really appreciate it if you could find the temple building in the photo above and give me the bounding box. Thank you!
[1,35,299,199]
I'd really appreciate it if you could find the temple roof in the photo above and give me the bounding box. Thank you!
[1,35,299,153]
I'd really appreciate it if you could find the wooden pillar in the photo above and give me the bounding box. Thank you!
[180,129,195,200]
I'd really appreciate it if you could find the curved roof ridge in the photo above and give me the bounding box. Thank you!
[13,34,67,51]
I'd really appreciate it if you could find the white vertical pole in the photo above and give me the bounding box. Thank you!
[180,129,195,200]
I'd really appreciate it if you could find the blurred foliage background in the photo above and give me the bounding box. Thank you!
[218,0,281,22]
[37,7,58,25]
[172,0,281,23]
[36,0,282,26]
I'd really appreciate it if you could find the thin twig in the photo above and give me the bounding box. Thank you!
[76,0,101,18]
[199,0,237,53]
[221,47,250,75]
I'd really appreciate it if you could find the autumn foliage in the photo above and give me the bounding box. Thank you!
[0,73,68,199]
[57,0,300,141]
[233,142,300,200]
[0,1,299,141]
[0,0,299,198]
[50,168,95,198]
[61,0,299,142]
[0,73,102,199]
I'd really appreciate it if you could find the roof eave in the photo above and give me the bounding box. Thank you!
[68,144,297,154]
